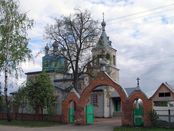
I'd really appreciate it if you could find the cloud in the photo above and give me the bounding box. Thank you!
[15,0,174,97]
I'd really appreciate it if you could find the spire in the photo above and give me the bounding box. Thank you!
[45,44,49,55]
[101,12,106,31]
[95,13,112,48]
[52,40,58,54]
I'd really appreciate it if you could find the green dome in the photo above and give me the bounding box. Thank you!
[42,55,67,73]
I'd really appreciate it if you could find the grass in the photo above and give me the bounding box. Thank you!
[0,120,61,127]
[114,127,174,131]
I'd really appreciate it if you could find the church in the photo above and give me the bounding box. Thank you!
[25,18,137,118]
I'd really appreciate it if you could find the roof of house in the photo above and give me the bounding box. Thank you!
[164,82,174,93]
[150,82,174,99]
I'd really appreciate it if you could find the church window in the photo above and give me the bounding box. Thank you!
[113,55,116,65]
[106,53,110,60]
[91,93,98,106]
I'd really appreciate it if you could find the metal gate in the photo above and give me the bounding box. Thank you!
[86,104,94,124]
[69,108,74,124]
[133,105,144,126]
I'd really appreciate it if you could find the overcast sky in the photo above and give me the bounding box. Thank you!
[9,0,174,97]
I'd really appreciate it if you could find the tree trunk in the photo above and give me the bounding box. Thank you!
[73,70,79,91]
[4,68,11,121]
[41,108,43,120]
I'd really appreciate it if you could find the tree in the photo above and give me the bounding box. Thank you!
[13,85,27,114]
[0,95,3,111]
[45,10,99,91]
[0,0,33,121]
[26,73,55,115]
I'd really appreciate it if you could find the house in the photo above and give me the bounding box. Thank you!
[150,82,174,122]
[150,82,174,107]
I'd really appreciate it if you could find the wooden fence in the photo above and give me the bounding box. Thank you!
[154,109,174,123]
[0,113,62,122]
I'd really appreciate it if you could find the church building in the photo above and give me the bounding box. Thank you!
[25,18,137,118]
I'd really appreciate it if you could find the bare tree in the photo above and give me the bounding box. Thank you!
[45,10,99,90]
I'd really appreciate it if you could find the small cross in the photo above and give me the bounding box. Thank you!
[102,12,104,21]
[137,77,140,87]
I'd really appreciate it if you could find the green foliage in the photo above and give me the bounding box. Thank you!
[26,73,55,114]
[114,127,174,131]
[13,85,27,111]
[149,109,159,126]
[0,120,60,127]
[0,0,33,121]
[0,0,33,72]
[0,95,3,107]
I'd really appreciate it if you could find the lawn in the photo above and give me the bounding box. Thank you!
[0,120,61,127]
[114,127,174,131]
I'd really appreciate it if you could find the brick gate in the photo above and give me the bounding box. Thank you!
[62,71,152,126]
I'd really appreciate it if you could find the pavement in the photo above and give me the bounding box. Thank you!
[0,118,121,131]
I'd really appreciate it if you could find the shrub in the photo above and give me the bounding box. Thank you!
[149,109,159,126]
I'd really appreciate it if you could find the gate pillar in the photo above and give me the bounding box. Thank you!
[75,105,86,125]
[122,99,132,126]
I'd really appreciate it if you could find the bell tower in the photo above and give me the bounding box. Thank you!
[91,16,119,83]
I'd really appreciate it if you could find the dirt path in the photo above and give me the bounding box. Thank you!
[0,118,121,131]
[0,124,114,131]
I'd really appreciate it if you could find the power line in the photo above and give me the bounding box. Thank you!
[114,9,174,23]
[108,2,174,23]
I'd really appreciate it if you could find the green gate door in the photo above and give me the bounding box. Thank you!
[86,104,94,124]
[134,105,144,126]
[69,108,74,124]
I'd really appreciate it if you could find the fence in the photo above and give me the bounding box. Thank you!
[0,113,62,122]
[154,107,174,123]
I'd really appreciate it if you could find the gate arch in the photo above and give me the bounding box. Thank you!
[76,71,128,125]
[62,92,79,123]
[128,90,152,126]
[62,71,152,126]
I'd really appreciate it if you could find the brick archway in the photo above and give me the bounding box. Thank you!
[62,72,152,126]
[62,92,79,123]
[75,71,128,125]
[127,90,152,126]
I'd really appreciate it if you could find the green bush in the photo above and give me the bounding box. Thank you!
[149,109,159,126]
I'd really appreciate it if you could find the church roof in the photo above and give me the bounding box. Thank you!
[125,87,137,96]
[96,19,112,48]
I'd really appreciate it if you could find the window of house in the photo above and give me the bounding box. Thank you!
[113,55,116,65]
[159,93,165,97]
[165,92,171,97]
[91,93,98,106]
[159,92,171,97]
[154,101,168,106]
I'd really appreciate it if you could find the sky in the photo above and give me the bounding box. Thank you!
[6,0,174,97]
